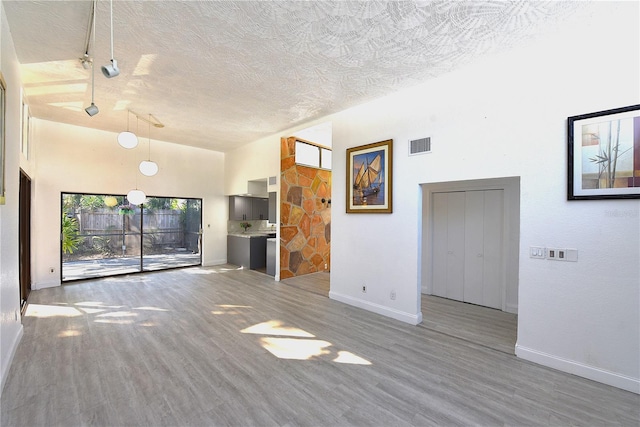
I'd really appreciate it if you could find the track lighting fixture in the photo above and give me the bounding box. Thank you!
[101,0,120,78]
[102,59,119,78]
[85,103,99,116]
[80,53,92,70]
[85,0,98,116]
[80,2,94,70]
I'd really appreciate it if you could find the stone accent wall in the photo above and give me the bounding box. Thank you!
[280,137,331,279]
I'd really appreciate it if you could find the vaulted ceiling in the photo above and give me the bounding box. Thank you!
[3,1,581,152]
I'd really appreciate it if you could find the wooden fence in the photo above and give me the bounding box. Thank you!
[77,208,184,247]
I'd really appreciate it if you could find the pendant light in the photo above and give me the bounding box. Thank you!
[117,110,138,149]
[127,189,146,206]
[84,0,99,116]
[101,0,120,78]
[104,196,118,207]
[139,114,158,176]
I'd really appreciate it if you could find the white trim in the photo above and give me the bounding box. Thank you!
[1,324,23,397]
[33,279,61,290]
[329,291,423,325]
[516,344,640,394]
[202,259,227,267]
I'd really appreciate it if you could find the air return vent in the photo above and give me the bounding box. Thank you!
[268,176,277,185]
[409,137,431,156]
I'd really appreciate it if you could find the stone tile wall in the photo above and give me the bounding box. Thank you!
[280,137,331,279]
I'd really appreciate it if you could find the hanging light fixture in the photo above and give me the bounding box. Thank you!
[139,114,158,176]
[127,189,146,206]
[104,195,118,207]
[117,110,138,149]
[84,0,99,116]
[101,0,120,78]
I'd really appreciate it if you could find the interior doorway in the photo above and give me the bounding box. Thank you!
[420,177,520,352]
[19,170,32,312]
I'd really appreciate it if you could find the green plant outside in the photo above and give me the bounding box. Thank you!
[62,215,83,254]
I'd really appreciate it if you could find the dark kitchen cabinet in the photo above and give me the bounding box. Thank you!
[227,235,267,270]
[229,196,269,221]
[252,197,269,220]
[229,196,252,221]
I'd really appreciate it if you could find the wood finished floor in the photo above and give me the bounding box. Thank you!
[281,272,518,355]
[2,265,638,426]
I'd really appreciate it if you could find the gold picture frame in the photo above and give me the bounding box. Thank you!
[346,139,392,213]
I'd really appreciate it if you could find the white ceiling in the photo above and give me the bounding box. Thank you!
[3,1,581,152]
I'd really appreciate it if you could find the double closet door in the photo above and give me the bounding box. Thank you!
[432,190,503,310]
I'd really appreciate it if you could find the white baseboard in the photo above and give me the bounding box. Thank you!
[329,291,423,325]
[202,259,227,267]
[33,279,61,290]
[1,324,23,398]
[516,344,639,394]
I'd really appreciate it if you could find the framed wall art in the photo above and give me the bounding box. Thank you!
[568,104,640,200]
[346,139,392,213]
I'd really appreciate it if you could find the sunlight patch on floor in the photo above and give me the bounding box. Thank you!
[75,301,124,309]
[334,351,372,365]
[261,337,331,360]
[25,304,82,318]
[241,320,315,338]
[96,311,138,318]
[242,319,372,365]
[58,329,82,338]
[134,306,169,312]
[212,304,252,315]
[94,319,135,325]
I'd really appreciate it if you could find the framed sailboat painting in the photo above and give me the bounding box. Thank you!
[346,139,392,213]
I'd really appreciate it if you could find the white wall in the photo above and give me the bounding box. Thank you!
[0,2,25,394]
[31,120,227,289]
[328,2,638,393]
[224,133,280,196]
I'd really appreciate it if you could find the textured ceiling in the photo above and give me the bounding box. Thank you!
[3,1,580,152]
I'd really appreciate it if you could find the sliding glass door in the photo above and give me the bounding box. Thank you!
[62,193,202,281]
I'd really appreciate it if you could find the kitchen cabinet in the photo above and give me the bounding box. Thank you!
[229,196,251,220]
[252,198,269,221]
[229,196,269,220]
[227,235,267,269]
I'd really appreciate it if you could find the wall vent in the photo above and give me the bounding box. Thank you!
[409,137,431,156]
[268,176,277,185]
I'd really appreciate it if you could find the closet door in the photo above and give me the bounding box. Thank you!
[463,190,503,309]
[431,189,504,309]
[432,192,465,301]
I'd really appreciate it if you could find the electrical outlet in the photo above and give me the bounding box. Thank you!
[49,267,55,273]
[390,290,396,300]
[362,285,366,293]
[547,247,578,261]
[324,263,328,269]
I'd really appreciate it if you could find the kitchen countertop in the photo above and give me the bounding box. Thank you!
[228,232,276,238]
